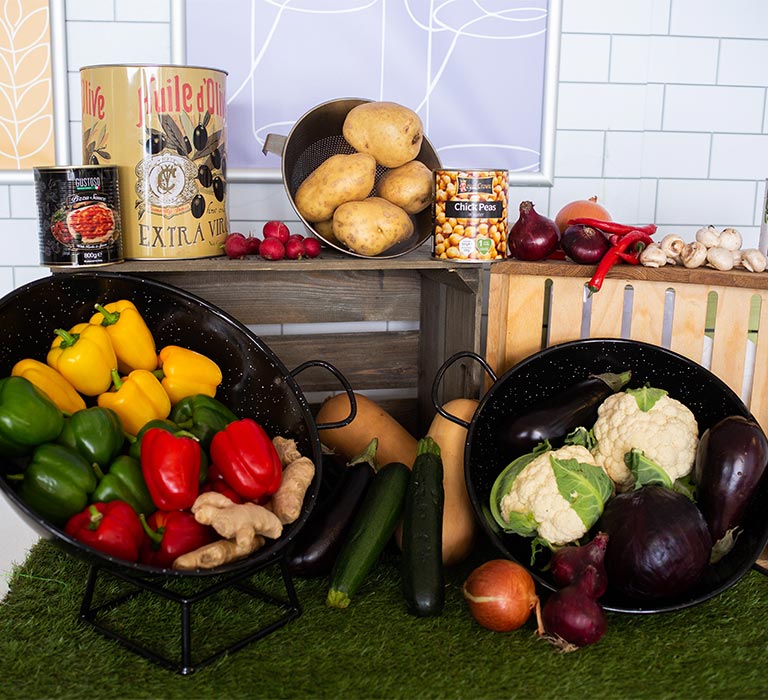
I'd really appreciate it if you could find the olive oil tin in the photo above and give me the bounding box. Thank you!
[34,165,123,267]
[432,169,508,261]
[79,64,229,260]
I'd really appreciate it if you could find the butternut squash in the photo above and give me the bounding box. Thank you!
[426,398,479,566]
[316,393,418,468]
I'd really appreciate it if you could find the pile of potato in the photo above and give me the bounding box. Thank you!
[294,101,433,256]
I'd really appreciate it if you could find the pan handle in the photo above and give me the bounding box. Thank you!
[290,360,357,430]
[262,133,287,157]
[431,351,497,428]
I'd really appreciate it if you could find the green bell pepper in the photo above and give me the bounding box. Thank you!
[17,443,98,525]
[0,376,64,458]
[170,394,237,448]
[91,454,156,516]
[58,406,125,469]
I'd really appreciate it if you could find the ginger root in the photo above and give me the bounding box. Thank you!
[173,536,265,570]
[269,436,316,524]
[191,491,283,547]
[273,436,303,466]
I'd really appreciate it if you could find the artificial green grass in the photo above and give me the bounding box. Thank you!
[1,540,767,700]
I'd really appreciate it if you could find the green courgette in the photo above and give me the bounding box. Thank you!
[326,460,410,609]
[401,437,445,616]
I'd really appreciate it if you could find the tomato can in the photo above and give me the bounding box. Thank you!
[79,64,229,260]
[432,169,508,261]
[34,165,123,267]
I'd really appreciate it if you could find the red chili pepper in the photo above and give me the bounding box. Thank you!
[139,510,214,568]
[569,217,657,237]
[140,427,201,510]
[209,418,282,502]
[64,500,145,563]
[586,230,654,296]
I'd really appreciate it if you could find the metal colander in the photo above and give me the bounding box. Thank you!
[263,97,441,258]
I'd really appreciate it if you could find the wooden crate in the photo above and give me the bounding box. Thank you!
[92,248,485,435]
[486,259,768,433]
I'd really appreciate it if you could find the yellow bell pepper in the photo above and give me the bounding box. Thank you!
[47,323,117,396]
[157,345,222,405]
[11,358,86,414]
[90,300,157,374]
[97,369,171,436]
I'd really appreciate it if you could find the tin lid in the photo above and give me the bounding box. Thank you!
[79,63,228,76]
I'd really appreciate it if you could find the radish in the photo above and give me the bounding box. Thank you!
[303,237,322,258]
[260,237,285,260]
[285,237,306,259]
[223,232,249,259]
[263,220,290,243]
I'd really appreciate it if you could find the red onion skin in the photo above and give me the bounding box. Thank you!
[599,485,712,601]
[550,532,609,599]
[541,566,607,647]
[561,224,611,264]
[508,201,560,261]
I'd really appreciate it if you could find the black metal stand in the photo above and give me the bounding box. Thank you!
[78,556,301,675]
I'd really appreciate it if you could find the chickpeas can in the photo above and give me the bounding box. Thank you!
[433,169,508,261]
[34,165,123,267]
[79,64,229,260]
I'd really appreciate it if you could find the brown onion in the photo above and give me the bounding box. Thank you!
[462,559,541,632]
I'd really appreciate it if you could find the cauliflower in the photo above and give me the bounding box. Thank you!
[491,444,613,547]
[591,386,698,492]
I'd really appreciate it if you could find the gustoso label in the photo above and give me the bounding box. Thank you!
[34,165,123,267]
[80,65,229,259]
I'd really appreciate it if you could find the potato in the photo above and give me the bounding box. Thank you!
[333,197,414,256]
[376,160,433,214]
[294,153,376,223]
[343,101,423,168]
[312,218,339,245]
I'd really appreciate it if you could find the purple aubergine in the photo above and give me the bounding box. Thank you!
[599,485,712,601]
[286,441,377,577]
[694,415,768,547]
[498,370,631,456]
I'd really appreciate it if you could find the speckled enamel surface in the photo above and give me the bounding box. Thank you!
[460,338,766,614]
[0,271,329,577]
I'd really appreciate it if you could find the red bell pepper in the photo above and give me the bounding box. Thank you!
[209,418,282,502]
[64,500,145,563]
[139,510,214,568]
[202,462,245,504]
[140,427,201,510]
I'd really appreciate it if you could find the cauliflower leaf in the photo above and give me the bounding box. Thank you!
[551,456,614,529]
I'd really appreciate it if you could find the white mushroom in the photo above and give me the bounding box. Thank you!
[659,234,685,264]
[681,241,707,268]
[639,243,668,268]
[695,225,720,248]
[706,246,735,271]
[740,248,767,273]
[718,227,743,251]
[732,249,743,268]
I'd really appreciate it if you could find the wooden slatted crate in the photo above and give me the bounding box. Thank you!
[83,248,484,436]
[486,259,768,434]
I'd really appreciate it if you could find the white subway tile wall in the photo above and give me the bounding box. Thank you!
[4,0,768,593]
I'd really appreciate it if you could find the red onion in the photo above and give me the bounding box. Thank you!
[507,201,560,261]
[550,532,609,598]
[541,566,607,649]
[599,485,712,601]
[560,224,611,264]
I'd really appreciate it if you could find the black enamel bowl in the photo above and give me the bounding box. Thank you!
[436,338,768,613]
[0,272,349,577]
